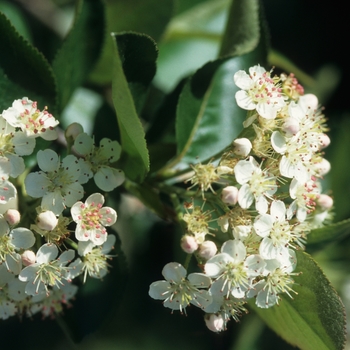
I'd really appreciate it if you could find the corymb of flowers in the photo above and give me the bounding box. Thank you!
[149,65,333,332]
[0,98,124,320]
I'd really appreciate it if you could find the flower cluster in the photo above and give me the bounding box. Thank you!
[149,66,333,331]
[0,98,123,320]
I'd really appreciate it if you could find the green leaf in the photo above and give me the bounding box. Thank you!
[219,0,260,56]
[52,0,104,112]
[156,0,267,173]
[0,12,56,111]
[115,32,158,113]
[90,0,174,85]
[111,33,150,182]
[307,219,350,246]
[249,251,346,350]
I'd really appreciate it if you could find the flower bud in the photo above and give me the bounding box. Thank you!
[37,211,58,231]
[282,117,300,136]
[4,209,20,225]
[65,122,84,141]
[232,138,252,157]
[315,158,331,176]
[317,194,333,211]
[21,250,36,266]
[198,241,217,260]
[319,134,330,149]
[180,235,198,254]
[221,186,239,205]
[205,314,225,332]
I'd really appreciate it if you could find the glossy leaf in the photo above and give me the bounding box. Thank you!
[219,0,259,56]
[307,219,350,246]
[90,0,174,84]
[52,0,104,112]
[0,12,56,111]
[115,33,158,113]
[111,33,150,182]
[157,0,267,172]
[249,251,346,350]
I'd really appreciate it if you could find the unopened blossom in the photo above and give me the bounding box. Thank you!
[36,211,58,231]
[234,65,286,119]
[232,138,252,157]
[4,209,20,226]
[205,314,225,332]
[149,262,212,313]
[180,235,198,254]
[197,240,217,260]
[234,156,277,214]
[25,149,84,215]
[2,97,59,140]
[221,186,239,205]
[73,133,125,192]
[71,193,117,246]
[19,243,74,296]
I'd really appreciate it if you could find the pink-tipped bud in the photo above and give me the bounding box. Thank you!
[21,250,36,266]
[180,235,198,254]
[317,194,333,211]
[198,241,217,260]
[37,211,58,231]
[319,134,331,149]
[65,122,84,141]
[4,209,20,225]
[205,314,225,332]
[315,158,331,176]
[221,186,239,205]
[232,138,252,157]
[282,117,300,136]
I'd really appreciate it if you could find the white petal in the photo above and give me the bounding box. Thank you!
[238,184,254,209]
[259,237,278,259]
[245,254,266,276]
[254,214,273,237]
[7,277,27,301]
[271,131,287,154]
[235,90,256,110]
[36,243,58,263]
[19,264,38,282]
[94,167,125,192]
[101,234,116,254]
[73,133,94,156]
[233,70,253,90]
[99,138,122,162]
[12,132,36,155]
[270,200,286,221]
[58,250,75,265]
[63,182,84,207]
[149,280,171,300]
[10,227,35,250]
[162,262,186,282]
[255,195,269,214]
[6,154,25,178]
[86,192,104,207]
[188,273,211,288]
[78,240,95,256]
[41,191,65,215]
[99,206,117,226]
[221,240,246,262]
[37,149,59,172]
[25,173,50,198]
[256,287,279,308]
[5,253,21,274]
[279,155,295,178]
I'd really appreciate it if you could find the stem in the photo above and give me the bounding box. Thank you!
[65,238,78,250]
[183,253,192,270]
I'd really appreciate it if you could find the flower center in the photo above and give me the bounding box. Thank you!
[0,235,15,263]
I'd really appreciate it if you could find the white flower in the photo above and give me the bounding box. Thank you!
[234,156,277,214]
[30,280,78,318]
[73,133,125,191]
[2,97,59,140]
[18,243,74,296]
[71,193,117,246]
[70,234,116,282]
[0,215,35,274]
[205,240,265,299]
[149,262,212,313]
[0,117,35,178]
[234,65,285,119]
[247,252,297,308]
[253,200,295,260]
[25,149,84,215]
